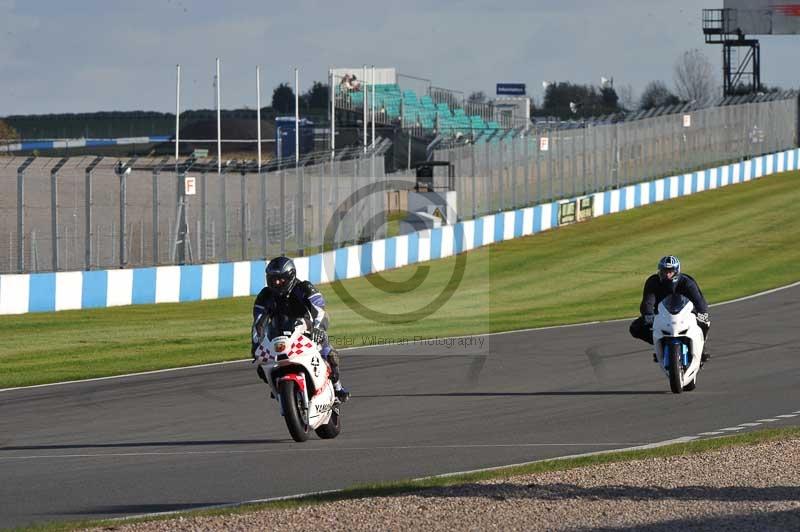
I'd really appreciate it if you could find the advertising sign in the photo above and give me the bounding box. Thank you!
[496,83,526,96]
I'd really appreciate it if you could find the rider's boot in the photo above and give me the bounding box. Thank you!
[652,353,658,363]
[327,348,350,403]
[334,381,350,403]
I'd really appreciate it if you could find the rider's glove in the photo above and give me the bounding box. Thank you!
[644,314,655,325]
[310,327,328,346]
[696,312,711,327]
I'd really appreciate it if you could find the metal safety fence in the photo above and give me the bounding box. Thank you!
[0,148,400,274]
[2,96,797,275]
[434,96,799,219]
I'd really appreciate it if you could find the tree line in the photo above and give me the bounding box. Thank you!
[471,48,783,120]
[1,48,786,141]
[0,83,330,140]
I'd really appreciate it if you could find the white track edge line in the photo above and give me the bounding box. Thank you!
[0,442,653,461]
[3,279,799,393]
[103,435,700,524]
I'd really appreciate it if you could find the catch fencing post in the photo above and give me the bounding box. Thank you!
[221,164,229,262]
[50,158,68,271]
[201,167,209,262]
[547,130,554,201]
[570,130,577,196]
[260,166,268,258]
[16,157,34,273]
[280,165,286,255]
[116,162,128,268]
[297,162,305,256]
[151,158,168,265]
[84,156,102,270]
[470,142,477,219]
[484,141,492,212]
[498,139,505,211]
[511,135,518,208]
[581,125,587,196]
[535,134,542,204]
[523,133,530,206]
[240,165,247,260]
[317,160,325,253]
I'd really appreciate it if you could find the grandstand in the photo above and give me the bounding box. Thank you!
[332,68,516,143]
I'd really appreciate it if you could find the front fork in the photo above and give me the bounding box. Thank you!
[275,374,309,418]
[662,339,690,370]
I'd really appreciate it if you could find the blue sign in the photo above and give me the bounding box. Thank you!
[496,83,526,96]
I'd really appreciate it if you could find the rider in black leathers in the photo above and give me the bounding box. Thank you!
[252,256,349,402]
[629,255,711,362]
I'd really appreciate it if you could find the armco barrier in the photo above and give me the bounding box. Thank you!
[1,148,798,315]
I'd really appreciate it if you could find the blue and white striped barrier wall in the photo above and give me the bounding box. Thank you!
[1,148,798,315]
[4,136,171,153]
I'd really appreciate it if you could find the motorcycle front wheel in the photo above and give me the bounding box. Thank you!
[280,380,310,442]
[668,343,683,394]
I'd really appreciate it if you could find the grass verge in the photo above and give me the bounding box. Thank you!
[1,171,799,388]
[12,426,800,531]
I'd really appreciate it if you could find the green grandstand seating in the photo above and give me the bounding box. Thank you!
[337,83,501,138]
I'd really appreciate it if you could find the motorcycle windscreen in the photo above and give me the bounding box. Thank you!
[265,313,311,340]
[662,294,690,315]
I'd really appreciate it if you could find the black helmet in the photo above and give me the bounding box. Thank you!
[265,256,297,298]
[657,255,681,285]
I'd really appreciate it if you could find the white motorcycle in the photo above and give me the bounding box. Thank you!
[252,315,341,442]
[652,294,705,394]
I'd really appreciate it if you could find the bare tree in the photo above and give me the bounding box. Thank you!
[673,49,716,103]
[616,83,636,111]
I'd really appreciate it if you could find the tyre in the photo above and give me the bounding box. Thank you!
[315,408,341,439]
[668,343,683,394]
[279,380,310,442]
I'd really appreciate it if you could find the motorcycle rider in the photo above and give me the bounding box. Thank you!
[252,256,350,402]
[629,255,711,363]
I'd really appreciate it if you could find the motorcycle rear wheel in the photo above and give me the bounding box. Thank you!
[280,380,310,442]
[668,343,683,394]
[315,408,341,439]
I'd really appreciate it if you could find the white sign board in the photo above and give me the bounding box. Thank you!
[723,0,800,35]
[683,114,692,128]
[184,176,196,196]
[539,137,550,151]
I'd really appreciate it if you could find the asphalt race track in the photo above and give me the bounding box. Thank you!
[1,284,799,529]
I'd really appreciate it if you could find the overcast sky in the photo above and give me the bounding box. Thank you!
[2,0,799,117]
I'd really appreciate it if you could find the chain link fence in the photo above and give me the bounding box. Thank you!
[0,148,401,274]
[1,95,797,275]
[434,95,799,220]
